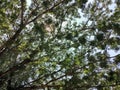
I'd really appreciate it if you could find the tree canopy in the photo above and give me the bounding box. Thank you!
[0,0,120,90]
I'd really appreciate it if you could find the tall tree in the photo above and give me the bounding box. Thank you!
[0,0,120,90]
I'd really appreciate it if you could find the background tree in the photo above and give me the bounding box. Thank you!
[0,0,120,90]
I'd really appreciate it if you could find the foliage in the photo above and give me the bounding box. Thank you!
[0,0,120,90]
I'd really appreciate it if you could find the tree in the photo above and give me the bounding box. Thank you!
[0,0,120,90]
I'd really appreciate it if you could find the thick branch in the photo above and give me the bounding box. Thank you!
[0,0,26,57]
[20,0,25,25]
[0,49,38,78]
[0,0,64,58]
[0,26,24,57]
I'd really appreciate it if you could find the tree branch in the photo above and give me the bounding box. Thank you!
[0,49,38,78]
[0,26,24,57]
[27,0,64,24]
[0,0,26,57]
[17,85,63,90]
[16,81,120,90]
[20,0,25,25]
[0,0,65,58]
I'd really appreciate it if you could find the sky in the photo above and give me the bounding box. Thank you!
[26,0,31,7]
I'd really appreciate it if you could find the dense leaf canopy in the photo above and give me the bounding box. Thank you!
[0,0,120,90]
